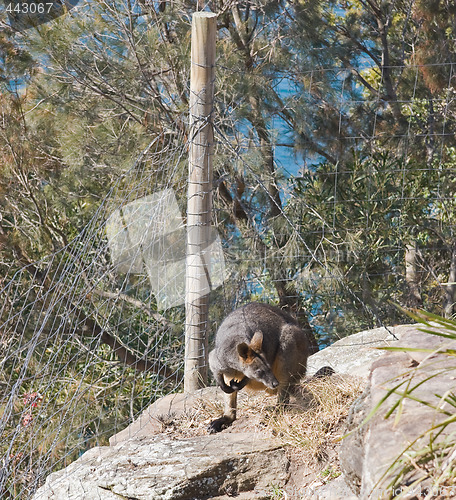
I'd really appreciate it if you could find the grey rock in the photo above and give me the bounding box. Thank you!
[109,387,223,445]
[340,326,456,498]
[34,432,289,500]
[309,476,359,499]
[307,324,412,378]
[109,386,251,445]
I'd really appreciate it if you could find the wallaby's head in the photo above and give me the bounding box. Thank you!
[237,330,279,390]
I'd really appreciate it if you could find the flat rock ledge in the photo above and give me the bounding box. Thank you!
[33,432,289,500]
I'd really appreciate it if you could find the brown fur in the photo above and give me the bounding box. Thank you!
[208,302,310,433]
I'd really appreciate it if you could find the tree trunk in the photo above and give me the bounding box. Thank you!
[224,10,318,352]
[444,244,456,318]
[362,272,376,329]
[405,242,422,308]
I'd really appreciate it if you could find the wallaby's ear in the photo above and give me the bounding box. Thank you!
[249,330,263,353]
[237,342,253,362]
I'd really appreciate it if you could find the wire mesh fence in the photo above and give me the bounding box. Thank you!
[0,128,190,497]
[1,31,456,498]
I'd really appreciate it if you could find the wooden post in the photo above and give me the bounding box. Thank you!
[185,12,217,393]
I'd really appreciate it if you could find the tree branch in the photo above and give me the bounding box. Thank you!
[0,232,178,381]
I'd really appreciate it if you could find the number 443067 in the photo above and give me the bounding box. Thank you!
[6,2,54,14]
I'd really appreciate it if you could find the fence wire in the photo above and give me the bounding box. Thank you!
[1,60,456,498]
[0,126,189,497]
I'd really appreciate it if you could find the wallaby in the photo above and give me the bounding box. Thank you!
[208,302,310,433]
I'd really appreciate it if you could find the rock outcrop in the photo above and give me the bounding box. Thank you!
[34,323,456,499]
[34,432,289,500]
[109,387,228,445]
[307,324,404,378]
[340,326,456,498]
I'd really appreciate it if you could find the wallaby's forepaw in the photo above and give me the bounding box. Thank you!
[208,416,234,434]
[229,376,249,391]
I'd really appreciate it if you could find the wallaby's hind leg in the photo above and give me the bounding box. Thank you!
[277,385,292,406]
[208,391,237,433]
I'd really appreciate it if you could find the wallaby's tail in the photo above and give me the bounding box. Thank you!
[313,366,335,378]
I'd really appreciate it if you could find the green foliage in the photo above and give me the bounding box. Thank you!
[0,0,456,494]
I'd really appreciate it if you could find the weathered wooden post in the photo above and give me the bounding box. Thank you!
[185,12,217,392]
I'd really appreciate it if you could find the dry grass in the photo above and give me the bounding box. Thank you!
[158,373,364,469]
[266,375,364,466]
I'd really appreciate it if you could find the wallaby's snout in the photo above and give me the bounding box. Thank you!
[261,376,279,390]
[248,368,279,390]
